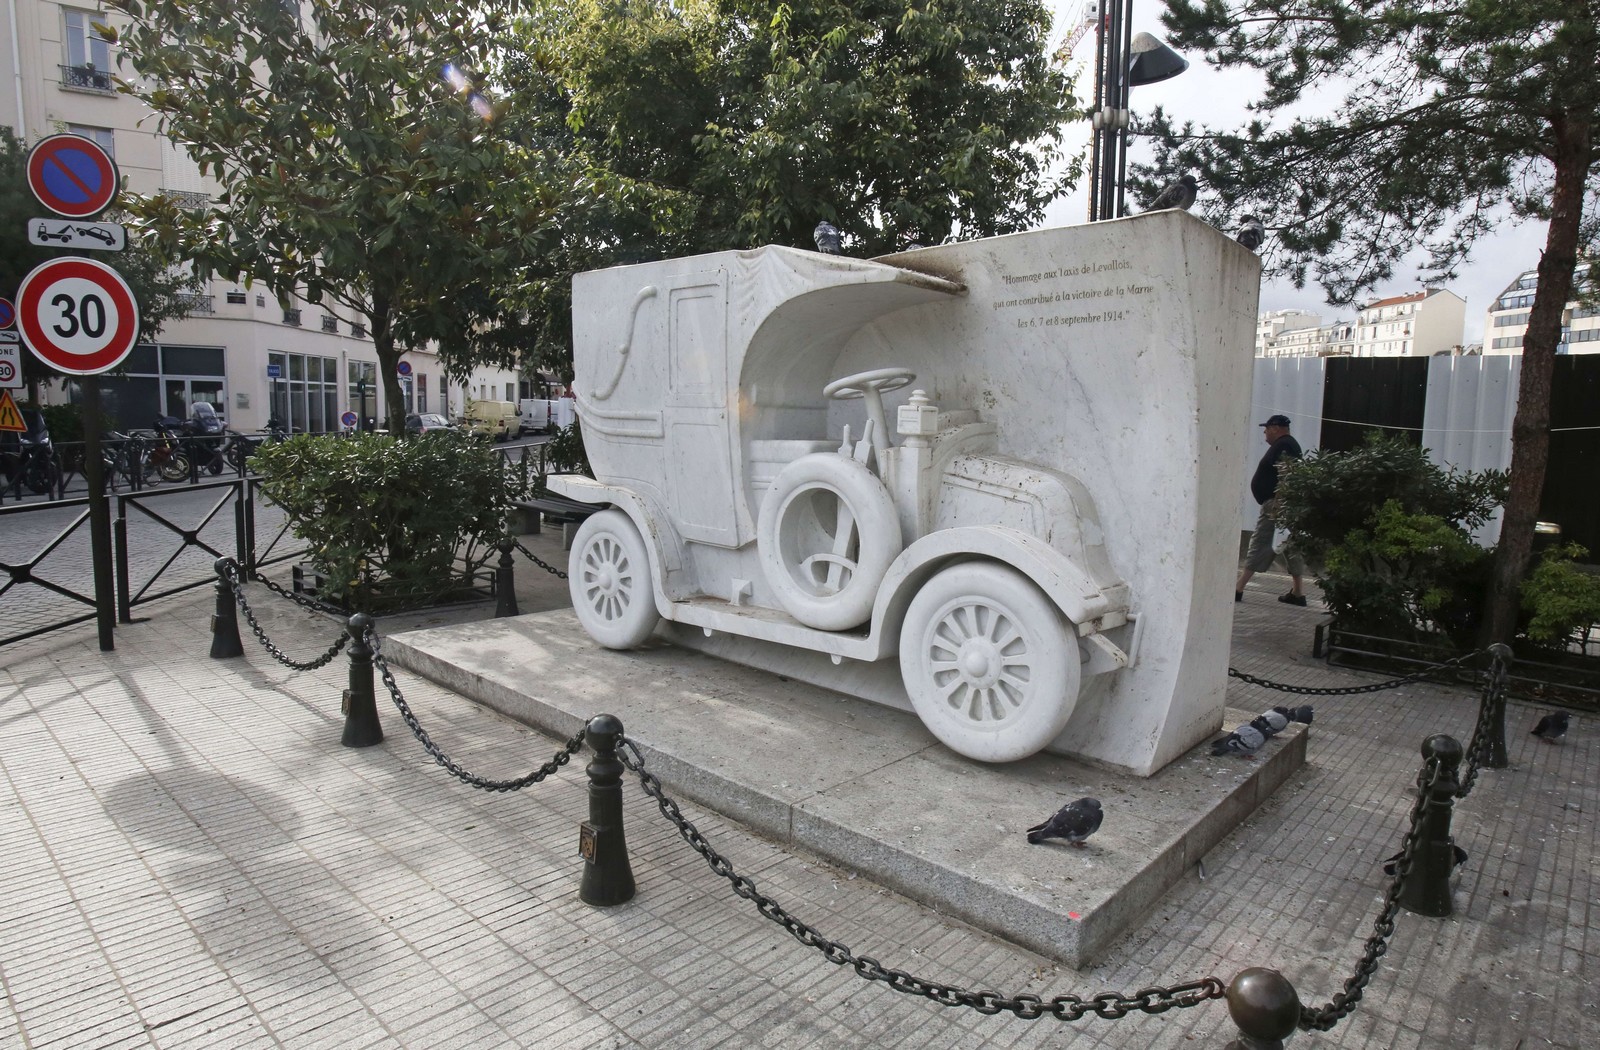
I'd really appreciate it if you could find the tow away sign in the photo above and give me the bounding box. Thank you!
[28,218,126,251]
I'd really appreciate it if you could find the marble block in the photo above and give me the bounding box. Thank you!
[551,211,1261,775]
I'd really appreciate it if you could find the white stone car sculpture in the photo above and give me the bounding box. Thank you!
[550,212,1261,773]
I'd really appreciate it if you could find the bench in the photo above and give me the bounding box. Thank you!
[512,494,603,549]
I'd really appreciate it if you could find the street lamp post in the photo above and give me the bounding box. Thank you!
[1088,3,1187,221]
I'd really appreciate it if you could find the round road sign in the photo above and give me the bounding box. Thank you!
[0,298,14,329]
[341,411,359,428]
[27,134,121,218]
[16,257,141,374]
[396,360,412,377]
[0,357,17,385]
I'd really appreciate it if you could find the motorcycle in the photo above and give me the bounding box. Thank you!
[181,402,230,475]
[1,409,59,497]
[147,417,194,482]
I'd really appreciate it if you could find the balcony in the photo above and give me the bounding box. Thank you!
[321,315,338,333]
[59,63,114,93]
[161,189,212,211]
[352,324,367,339]
[283,308,302,327]
[175,292,214,315]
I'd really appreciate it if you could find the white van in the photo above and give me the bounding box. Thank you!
[464,400,519,441]
[519,398,556,435]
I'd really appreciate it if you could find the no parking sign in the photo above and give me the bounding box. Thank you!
[26,134,120,218]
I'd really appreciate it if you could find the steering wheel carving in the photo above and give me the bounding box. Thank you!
[823,367,916,455]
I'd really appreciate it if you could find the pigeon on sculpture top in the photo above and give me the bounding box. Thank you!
[1026,797,1103,846]
[1236,215,1265,251]
[1210,723,1266,758]
[1250,708,1290,739]
[1145,173,1198,212]
[1531,710,1569,743]
[1274,705,1314,726]
[813,221,843,255]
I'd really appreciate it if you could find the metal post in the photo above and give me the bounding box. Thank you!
[579,714,636,906]
[1223,968,1300,1049]
[209,558,245,659]
[82,377,116,651]
[1482,643,1512,769]
[495,536,519,618]
[1398,734,1463,917]
[341,612,384,748]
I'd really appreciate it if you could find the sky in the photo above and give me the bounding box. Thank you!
[1038,3,1550,345]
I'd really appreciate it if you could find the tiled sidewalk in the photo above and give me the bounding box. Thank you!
[0,552,1594,1048]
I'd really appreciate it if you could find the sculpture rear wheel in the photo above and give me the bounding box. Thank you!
[569,509,661,649]
[899,562,1081,762]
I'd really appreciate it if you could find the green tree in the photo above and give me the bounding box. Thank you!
[527,0,1080,257]
[105,0,613,432]
[1137,1,1599,645]
[0,127,199,400]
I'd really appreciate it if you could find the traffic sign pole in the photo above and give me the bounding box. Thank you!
[81,377,116,650]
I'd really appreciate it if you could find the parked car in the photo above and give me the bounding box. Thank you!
[463,400,518,441]
[404,412,456,436]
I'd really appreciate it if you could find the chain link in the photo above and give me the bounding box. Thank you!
[220,561,349,671]
[1298,758,1444,1031]
[512,537,568,579]
[249,567,349,617]
[1228,647,1487,696]
[616,735,1225,1022]
[369,632,585,791]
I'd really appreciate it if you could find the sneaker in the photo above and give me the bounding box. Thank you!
[1235,591,1243,603]
[1278,592,1307,607]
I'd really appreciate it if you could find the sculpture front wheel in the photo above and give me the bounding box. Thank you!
[899,563,1081,762]
[569,510,661,649]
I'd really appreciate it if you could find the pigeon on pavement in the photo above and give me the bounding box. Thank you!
[1026,797,1104,846]
[1210,723,1266,758]
[1146,173,1198,212]
[1236,215,1265,251]
[1531,711,1569,743]
[813,221,843,255]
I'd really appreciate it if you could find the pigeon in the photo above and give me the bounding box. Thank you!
[1274,705,1314,725]
[1531,711,1569,743]
[1145,173,1198,212]
[1251,708,1290,738]
[1210,723,1266,758]
[1382,844,1468,877]
[813,221,843,255]
[1236,214,1265,251]
[1026,797,1103,846]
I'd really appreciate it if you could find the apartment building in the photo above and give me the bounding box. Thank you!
[1352,288,1466,357]
[1483,267,1600,356]
[1,1,519,431]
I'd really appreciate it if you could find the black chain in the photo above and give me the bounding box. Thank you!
[221,562,350,671]
[1298,758,1443,1031]
[1228,648,1487,696]
[1457,649,1509,799]
[249,568,349,617]
[369,633,586,791]
[512,537,568,579]
[616,735,1225,1021]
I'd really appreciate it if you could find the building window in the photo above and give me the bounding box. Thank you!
[269,351,338,433]
[62,9,113,91]
[1494,312,1530,328]
[66,124,114,158]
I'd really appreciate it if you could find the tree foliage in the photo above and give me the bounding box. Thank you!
[105,0,617,430]
[1137,1,1598,643]
[0,127,200,398]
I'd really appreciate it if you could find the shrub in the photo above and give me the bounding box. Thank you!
[252,430,516,611]
[1521,543,1600,648]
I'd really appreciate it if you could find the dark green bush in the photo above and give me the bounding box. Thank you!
[252,430,516,611]
[1521,543,1600,648]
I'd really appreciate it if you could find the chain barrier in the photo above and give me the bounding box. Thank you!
[1456,648,1509,799]
[220,561,349,671]
[248,567,349,618]
[615,735,1225,1022]
[1297,757,1443,1031]
[1227,647,1487,696]
[512,537,568,580]
[369,631,586,791]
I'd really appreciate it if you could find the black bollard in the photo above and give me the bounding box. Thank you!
[495,536,520,618]
[1482,643,1512,769]
[1397,734,1463,917]
[340,613,384,748]
[209,558,245,659]
[579,714,636,906]
[1223,968,1300,1050]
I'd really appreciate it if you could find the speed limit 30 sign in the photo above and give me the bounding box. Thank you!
[16,256,141,374]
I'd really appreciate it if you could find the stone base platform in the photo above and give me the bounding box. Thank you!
[384,611,1306,968]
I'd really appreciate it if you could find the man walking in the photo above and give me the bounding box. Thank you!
[1236,414,1307,605]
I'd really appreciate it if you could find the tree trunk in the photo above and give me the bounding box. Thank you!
[1480,115,1592,645]
[368,297,407,435]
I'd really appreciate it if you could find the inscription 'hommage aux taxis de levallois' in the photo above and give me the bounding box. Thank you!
[991,258,1153,329]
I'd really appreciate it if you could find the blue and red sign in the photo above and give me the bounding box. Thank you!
[396,360,412,377]
[0,298,14,329]
[340,411,359,429]
[27,134,120,218]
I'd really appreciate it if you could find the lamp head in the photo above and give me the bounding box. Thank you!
[1127,32,1188,87]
